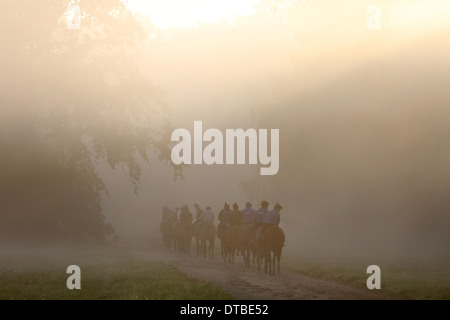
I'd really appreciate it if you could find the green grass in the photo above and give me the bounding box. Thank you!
[283,256,450,300]
[0,245,234,300]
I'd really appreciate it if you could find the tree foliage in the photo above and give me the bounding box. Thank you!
[0,0,178,240]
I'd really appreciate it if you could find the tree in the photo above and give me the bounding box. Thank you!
[0,0,179,240]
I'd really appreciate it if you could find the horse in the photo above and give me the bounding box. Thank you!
[172,221,193,253]
[259,225,285,275]
[248,226,265,270]
[199,222,216,257]
[237,224,259,268]
[222,225,239,264]
[217,221,228,259]
[193,221,205,255]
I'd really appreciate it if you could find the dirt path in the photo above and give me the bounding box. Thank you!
[133,245,389,300]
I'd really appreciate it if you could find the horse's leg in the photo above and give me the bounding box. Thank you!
[256,250,261,271]
[264,251,269,274]
[258,248,263,272]
[188,237,192,254]
[203,239,207,257]
[264,253,267,274]
[240,246,245,265]
[232,248,235,264]
[200,239,204,257]
[245,248,250,267]
[251,250,256,268]
[269,251,275,276]
[271,251,275,276]
[277,250,281,272]
[221,239,225,260]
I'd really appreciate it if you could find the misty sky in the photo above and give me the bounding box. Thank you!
[94,0,450,260]
[1,0,449,259]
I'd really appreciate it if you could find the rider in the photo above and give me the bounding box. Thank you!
[180,205,193,224]
[218,202,232,224]
[217,202,232,239]
[242,202,256,224]
[193,202,203,222]
[255,200,269,226]
[229,202,243,225]
[254,200,271,247]
[265,202,282,226]
[201,206,215,223]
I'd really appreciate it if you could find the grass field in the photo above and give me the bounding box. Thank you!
[283,255,450,300]
[0,244,233,300]
[1,242,449,300]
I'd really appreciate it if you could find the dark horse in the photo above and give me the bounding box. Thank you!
[173,221,193,253]
[217,222,227,259]
[221,225,239,264]
[259,225,285,275]
[237,224,259,268]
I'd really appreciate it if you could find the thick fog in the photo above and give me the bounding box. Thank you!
[1,0,449,262]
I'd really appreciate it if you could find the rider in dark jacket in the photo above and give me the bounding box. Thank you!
[229,202,243,225]
[217,202,232,239]
[180,205,193,224]
[218,202,231,224]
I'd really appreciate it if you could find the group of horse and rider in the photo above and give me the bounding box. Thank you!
[159,201,286,275]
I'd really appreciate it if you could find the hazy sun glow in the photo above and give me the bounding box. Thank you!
[390,0,450,33]
[125,0,261,30]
